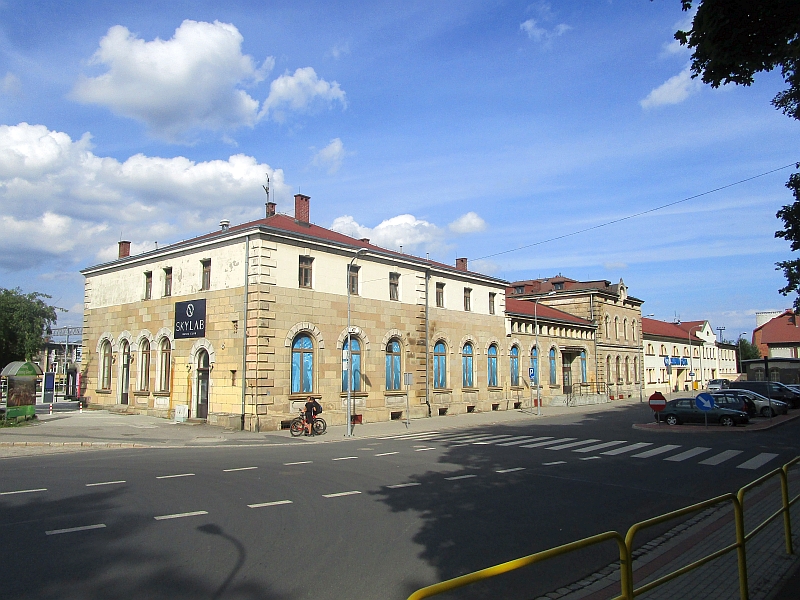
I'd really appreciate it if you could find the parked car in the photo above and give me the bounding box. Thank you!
[657,398,749,426]
[711,391,756,416]
[707,379,730,392]
[714,389,789,417]
[727,381,800,409]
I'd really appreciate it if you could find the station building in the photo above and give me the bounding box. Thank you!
[80,195,600,429]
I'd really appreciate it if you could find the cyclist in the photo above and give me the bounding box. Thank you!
[304,396,322,435]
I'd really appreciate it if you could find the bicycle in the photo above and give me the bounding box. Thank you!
[289,410,327,436]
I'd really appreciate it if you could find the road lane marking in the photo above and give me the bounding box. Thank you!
[450,444,470,447]
[0,488,47,496]
[699,450,743,466]
[375,452,399,457]
[154,511,208,520]
[579,456,601,461]
[46,524,106,536]
[284,461,312,466]
[86,481,126,487]
[546,439,601,451]
[332,456,358,461]
[737,453,779,470]
[377,432,439,440]
[574,441,627,453]
[445,474,477,481]
[632,445,682,458]
[415,447,437,452]
[496,436,546,446]
[387,482,422,489]
[543,461,567,466]
[601,443,652,456]
[248,500,293,508]
[446,434,503,443]
[223,467,258,472]
[496,467,526,473]
[521,438,577,448]
[665,447,711,462]
[323,491,361,498]
[156,473,195,479]
[473,436,517,444]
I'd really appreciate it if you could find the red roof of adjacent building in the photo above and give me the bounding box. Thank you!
[642,318,703,342]
[753,310,800,345]
[505,298,594,326]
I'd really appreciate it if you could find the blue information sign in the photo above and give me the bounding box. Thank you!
[528,367,535,380]
[695,393,715,411]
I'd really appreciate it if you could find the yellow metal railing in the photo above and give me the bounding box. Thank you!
[407,457,800,600]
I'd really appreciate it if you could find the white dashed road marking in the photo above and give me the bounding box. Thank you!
[0,488,47,496]
[737,453,779,470]
[223,467,258,472]
[323,491,362,498]
[154,511,208,521]
[445,474,477,481]
[156,473,195,479]
[546,439,601,451]
[699,450,743,466]
[496,467,526,473]
[579,456,601,461]
[497,436,548,446]
[86,481,126,487]
[332,457,358,461]
[521,438,576,449]
[415,447,437,452]
[387,482,422,489]
[665,448,711,462]
[248,500,293,508]
[574,441,627,453]
[284,461,312,466]
[601,443,652,456]
[543,461,567,466]
[375,452,399,457]
[473,436,517,444]
[632,445,681,458]
[46,524,106,536]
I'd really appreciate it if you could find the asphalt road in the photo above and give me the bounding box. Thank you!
[1,402,798,600]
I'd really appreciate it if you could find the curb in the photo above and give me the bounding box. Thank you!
[632,411,800,433]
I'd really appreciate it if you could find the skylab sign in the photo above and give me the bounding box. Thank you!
[174,300,206,339]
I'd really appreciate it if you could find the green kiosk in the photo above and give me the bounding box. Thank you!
[1,361,42,422]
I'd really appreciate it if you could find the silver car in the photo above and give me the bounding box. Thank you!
[707,379,730,392]
[714,389,788,417]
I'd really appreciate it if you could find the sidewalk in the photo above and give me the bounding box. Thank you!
[0,397,644,456]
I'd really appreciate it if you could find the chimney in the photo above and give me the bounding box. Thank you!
[455,257,468,271]
[220,219,230,231]
[266,201,276,217]
[118,241,131,259]
[294,194,310,224]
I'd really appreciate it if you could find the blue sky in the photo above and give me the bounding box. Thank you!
[0,0,797,339]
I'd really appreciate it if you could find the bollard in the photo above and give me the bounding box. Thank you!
[79,402,83,414]
[48,403,53,415]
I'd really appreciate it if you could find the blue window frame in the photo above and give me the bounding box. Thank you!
[385,339,401,391]
[342,338,361,392]
[580,351,587,383]
[291,334,314,393]
[487,344,498,387]
[434,341,447,389]
[510,345,520,386]
[549,348,557,385]
[530,346,538,385]
[462,343,474,388]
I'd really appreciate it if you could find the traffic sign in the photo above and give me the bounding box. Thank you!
[689,371,696,378]
[648,393,667,412]
[529,367,535,380]
[695,393,715,411]
[663,357,670,367]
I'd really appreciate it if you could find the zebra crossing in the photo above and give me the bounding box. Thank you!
[375,430,782,470]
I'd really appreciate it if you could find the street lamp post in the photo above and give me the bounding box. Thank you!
[346,248,366,437]
[532,291,555,416]
[687,324,704,390]
[736,332,747,376]
[639,314,654,402]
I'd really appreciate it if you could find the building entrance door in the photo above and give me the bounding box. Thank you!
[562,353,574,395]
[120,341,130,405]
[196,349,209,419]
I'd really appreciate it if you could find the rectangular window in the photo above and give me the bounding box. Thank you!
[144,272,152,300]
[389,272,399,301]
[299,256,313,288]
[348,265,359,295]
[201,259,211,291]
[514,285,524,294]
[163,267,172,297]
[231,370,237,387]
[436,283,444,308]
[463,288,471,311]
[489,292,496,315]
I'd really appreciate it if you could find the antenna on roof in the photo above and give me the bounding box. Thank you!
[263,174,270,203]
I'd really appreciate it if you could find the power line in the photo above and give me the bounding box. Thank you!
[474,162,798,262]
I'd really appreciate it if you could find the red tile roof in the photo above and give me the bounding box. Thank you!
[505,299,593,326]
[753,310,800,345]
[642,318,703,342]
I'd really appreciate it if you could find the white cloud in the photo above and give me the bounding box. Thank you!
[0,122,290,271]
[260,67,346,123]
[71,20,272,141]
[603,261,628,270]
[520,19,571,44]
[1,72,21,96]
[330,214,440,252]
[640,66,701,109]
[312,138,346,174]
[329,42,350,59]
[448,211,486,234]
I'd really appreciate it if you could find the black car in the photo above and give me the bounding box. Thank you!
[727,381,800,409]
[711,391,757,417]
[713,389,789,417]
[657,398,749,426]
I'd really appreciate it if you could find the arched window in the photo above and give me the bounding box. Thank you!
[549,348,557,385]
[488,344,498,387]
[616,356,622,383]
[292,334,314,393]
[529,346,538,386]
[342,337,361,392]
[633,356,639,383]
[614,317,620,339]
[139,339,150,392]
[100,340,112,390]
[385,339,402,391]
[510,345,520,386]
[462,343,474,388]
[661,344,667,356]
[624,356,630,384]
[120,341,131,404]
[632,320,638,342]
[605,315,610,339]
[434,341,447,389]
[580,350,587,383]
[158,338,171,392]
[606,355,611,384]
[623,318,628,340]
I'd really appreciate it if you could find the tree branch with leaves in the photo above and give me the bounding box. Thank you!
[0,288,61,368]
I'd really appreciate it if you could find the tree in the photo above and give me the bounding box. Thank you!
[735,338,761,372]
[674,1,800,305]
[0,288,60,369]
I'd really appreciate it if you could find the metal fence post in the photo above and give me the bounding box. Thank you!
[733,496,749,600]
